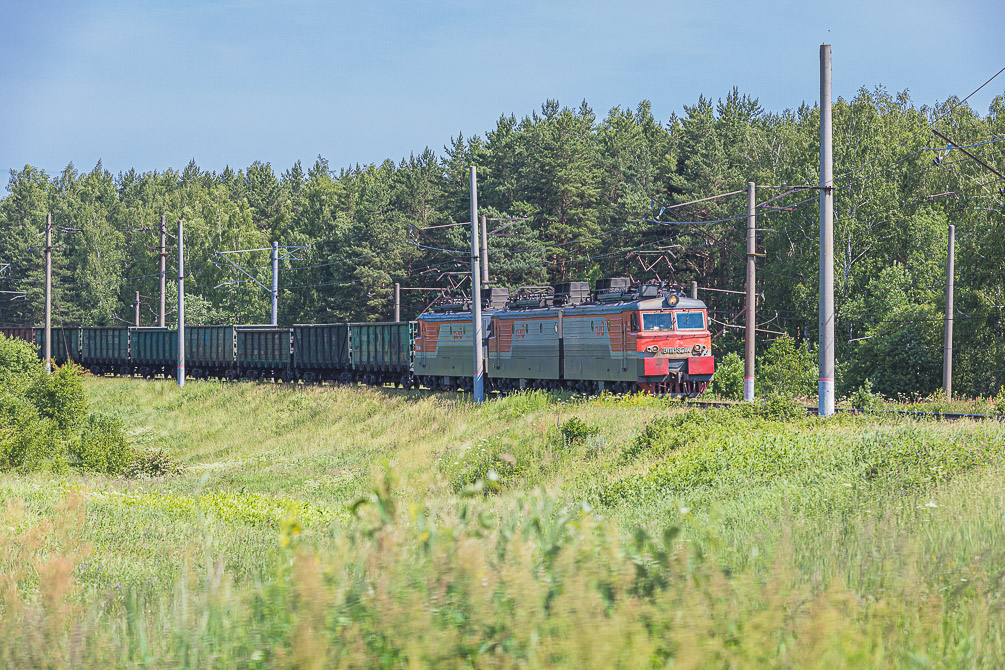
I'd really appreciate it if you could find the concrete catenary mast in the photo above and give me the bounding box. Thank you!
[177,219,185,388]
[744,182,756,401]
[469,166,484,403]
[818,44,835,417]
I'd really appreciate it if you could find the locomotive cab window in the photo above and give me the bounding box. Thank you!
[675,311,705,330]
[641,312,674,331]
[630,313,640,332]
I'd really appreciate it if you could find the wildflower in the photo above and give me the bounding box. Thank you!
[925,501,938,508]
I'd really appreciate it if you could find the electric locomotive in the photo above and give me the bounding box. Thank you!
[416,279,714,397]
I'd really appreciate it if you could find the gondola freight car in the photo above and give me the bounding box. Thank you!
[186,325,237,379]
[130,327,178,378]
[80,327,131,376]
[351,321,417,387]
[33,327,81,366]
[292,324,350,383]
[235,326,292,381]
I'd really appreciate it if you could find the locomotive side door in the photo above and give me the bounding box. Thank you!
[621,318,628,371]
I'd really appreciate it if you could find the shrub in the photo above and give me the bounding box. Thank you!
[0,392,59,473]
[0,334,45,397]
[555,416,599,447]
[446,437,525,493]
[30,362,88,434]
[73,413,134,475]
[847,378,885,411]
[0,338,89,472]
[709,351,742,400]
[123,449,186,478]
[757,337,817,399]
[727,396,806,422]
[755,395,807,421]
[847,303,942,398]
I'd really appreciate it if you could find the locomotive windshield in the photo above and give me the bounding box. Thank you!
[641,313,674,331]
[675,312,705,330]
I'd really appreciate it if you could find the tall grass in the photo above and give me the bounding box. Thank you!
[1,379,1003,667]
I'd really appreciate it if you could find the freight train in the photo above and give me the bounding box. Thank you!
[0,278,714,397]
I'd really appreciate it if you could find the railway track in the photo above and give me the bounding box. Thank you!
[684,399,1005,421]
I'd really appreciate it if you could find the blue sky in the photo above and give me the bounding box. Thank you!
[1,0,1003,179]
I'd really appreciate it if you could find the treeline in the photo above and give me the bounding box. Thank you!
[1,87,1003,397]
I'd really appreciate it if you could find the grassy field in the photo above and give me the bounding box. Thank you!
[3,378,1005,668]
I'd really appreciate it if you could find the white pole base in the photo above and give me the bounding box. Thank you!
[818,379,835,416]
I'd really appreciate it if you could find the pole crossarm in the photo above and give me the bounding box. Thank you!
[213,252,272,293]
[932,129,1005,181]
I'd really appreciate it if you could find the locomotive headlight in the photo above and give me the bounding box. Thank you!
[645,344,659,353]
[691,343,706,356]
[665,295,679,307]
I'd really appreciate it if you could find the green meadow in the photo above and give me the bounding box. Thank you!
[3,378,1005,668]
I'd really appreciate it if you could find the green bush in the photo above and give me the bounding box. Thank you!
[847,378,885,411]
[0,392,59,473]
[754,395,806,421]
[0,337,91,473]
[73,413,134,475]
[446,437,525,493]
[709,351,742,400]
[757,337,817,399]
[555,416,599,447]
[845,303,942,399]
[123,449,186,478]
[29,362,88,434]
[0,334,45,396]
